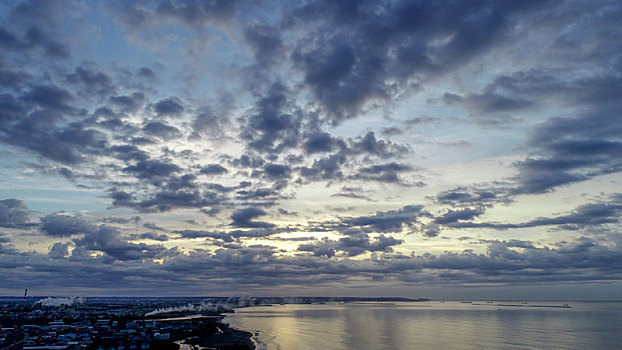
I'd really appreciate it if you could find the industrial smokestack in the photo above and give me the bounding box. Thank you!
[23,289,27,302]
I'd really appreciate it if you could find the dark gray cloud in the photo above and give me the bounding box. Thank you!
[235,187,281,206]
[190,104,229,139]
[445,195,622,231]
[48,242,71,259]
[153,97,184,117]
[299,153,346,182]
[123,159,181,181]
[241,82,301,153]
[436,187,509,207]
[128,232,169,242]
[156,0,238,27]
[73,224,170,261]
[108,183,225,213]
[278,208,297,216]
[0,198,32,228]
[21,84,75,113]
[109,92,145,112]
[0,93,27,128]
[288,0,548,121]
[263,163,291,180]
[134,189,224,212]
[9,0,71,28]
[244,22,283,67]
[461,67,622,194]
[434,208,485,225]
[303,131,335,154]
[110,144,149,162]
[0,24,70,58]
[143,222,167,232]
[142,121,181,140]
[200,164,228,175]
[101,216,141,225]
[176,226,291,242]
[0,68,30,89]
[40,213,96,237]
[65,66,116,99]
[339,205,428,233]
[230,207,275,228]
[348,132,409,157]
[2,231,622,293]
[1,104,108,164]
[514,108,622,194]
[298,234,403,257]
[351,162,413,184]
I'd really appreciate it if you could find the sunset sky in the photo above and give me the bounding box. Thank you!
[1,0,621,299]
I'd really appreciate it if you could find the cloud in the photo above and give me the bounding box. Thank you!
[513,108,622,194]
[436,187,509,207]
[348,132,409,157]
[40,213,96,237]
[2,112,108,164]
[303,132,335,154]
[73,224,170,261]
[434,208,485,225]
[288,0,547,121]
[298,234,404,257]
[444,195,622,231]
[1,0,621,296]
[241,82,301,153]
[22,84,75,113]
[153,97,184,117]
[129,232,169,242]
[299,153,346,182]
[443,91,534,115]
[134,189,224,212]
[123,159,181,181]
[0,198,32,228]
[339,205,428,233]
[156,0,238,27]
[244,22,283,67]
[142,121,181,140]
[65,65,116,99]
[263,163,291,180]
[230,207,275,228]
[0,25,70,59]
[351,162,413,184]
[176,227,291,242]
[200,164,228,175]
[49,242,72,259]
[109,92,145,112]
[331,186,374,201]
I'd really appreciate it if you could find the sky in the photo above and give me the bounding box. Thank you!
[0,0,621,299]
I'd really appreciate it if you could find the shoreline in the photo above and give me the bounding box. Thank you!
[185,322,255,350]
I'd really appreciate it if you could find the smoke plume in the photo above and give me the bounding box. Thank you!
[37,296,85,307]
[145,296,258,317]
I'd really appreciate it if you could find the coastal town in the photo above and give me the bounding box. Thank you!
[0,296,254,350]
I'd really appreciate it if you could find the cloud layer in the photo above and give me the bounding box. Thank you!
[0,0,621,297]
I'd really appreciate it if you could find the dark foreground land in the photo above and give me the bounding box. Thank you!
[0,298,254,350]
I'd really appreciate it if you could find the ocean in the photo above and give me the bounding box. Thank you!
[225,301,622,350]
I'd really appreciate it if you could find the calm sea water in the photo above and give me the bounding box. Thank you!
[225,301,622,350]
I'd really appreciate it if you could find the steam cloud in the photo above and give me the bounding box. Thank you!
[37,296,85,307]
[144,297,260,317]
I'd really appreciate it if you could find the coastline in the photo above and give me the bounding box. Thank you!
[150,314,256,350]
[184,320,255,350]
